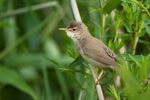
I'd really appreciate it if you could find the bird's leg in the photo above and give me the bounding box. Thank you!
[96,69,105,85]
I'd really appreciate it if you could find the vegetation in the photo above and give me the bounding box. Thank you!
[0,0,150,100]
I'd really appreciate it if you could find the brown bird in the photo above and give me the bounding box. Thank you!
[59,21,117,70]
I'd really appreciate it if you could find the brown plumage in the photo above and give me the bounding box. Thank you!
[61,21,117,70]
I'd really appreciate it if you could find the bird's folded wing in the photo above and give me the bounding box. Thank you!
[83,43,117,66]
[103,46,117,60]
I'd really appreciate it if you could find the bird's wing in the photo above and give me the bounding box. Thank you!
[103,46,117,60]
[82,38,117,66]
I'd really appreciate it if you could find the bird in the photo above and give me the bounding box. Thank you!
[59,21,118,70]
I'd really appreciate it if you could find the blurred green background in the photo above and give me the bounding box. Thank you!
[0,0,150,100]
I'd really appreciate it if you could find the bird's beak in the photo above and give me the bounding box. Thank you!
[59,28,67,31]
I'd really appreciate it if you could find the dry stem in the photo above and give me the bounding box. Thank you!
[70,0,105,99]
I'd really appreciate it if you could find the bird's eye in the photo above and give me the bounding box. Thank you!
[72,28,76,31]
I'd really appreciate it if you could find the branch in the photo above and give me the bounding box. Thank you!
[70,0,104,99]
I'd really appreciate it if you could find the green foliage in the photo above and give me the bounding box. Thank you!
[103,0,121,14]
[118,54,150,100]
[0,0,150,100]
[0,66,37,100]
[107,85,120,100]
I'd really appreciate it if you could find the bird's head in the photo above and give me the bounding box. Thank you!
[59,21,90,41]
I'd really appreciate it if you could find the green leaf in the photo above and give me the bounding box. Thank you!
[0,66,37,100]
[69,55,84,67]
[145,25,150,35]
[103,0,121,14]
[144,19,150,36]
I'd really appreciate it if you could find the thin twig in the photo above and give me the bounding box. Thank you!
[0,1,57,19]
[70,0,104,99]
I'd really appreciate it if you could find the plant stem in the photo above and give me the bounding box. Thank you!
[78,90,85,100]
[99,0,105,40]
[70,0,105,99]
[70,0,82,22]
[89,65,105,100]
[132,33,139,55]
[100,15,105,40]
